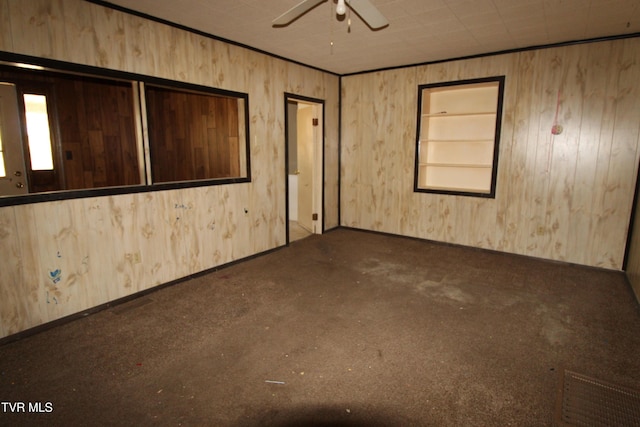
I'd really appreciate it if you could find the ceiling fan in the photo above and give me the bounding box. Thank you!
[272,0,389,30]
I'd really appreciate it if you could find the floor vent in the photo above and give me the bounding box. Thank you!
[556,370,640,426]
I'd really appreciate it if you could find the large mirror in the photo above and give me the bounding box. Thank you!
[145,84,248,183]
[0,56,250,205]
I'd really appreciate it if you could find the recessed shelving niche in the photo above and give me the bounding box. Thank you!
[415,76,505,197]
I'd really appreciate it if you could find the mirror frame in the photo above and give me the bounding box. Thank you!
[0,51,251,208]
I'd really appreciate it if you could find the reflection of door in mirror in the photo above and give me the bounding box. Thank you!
[0,66,146,197]
[0,83,28,196]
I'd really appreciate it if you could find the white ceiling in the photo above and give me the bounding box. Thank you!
[103,0,640,75]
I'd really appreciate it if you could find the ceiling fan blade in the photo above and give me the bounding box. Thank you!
[272,0,328,26]
[347,0,389,29]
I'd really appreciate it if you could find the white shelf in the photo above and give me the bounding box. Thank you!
[416,79,501,194]
[421,163,492,168]
[423,112,496,117]
[421,184,492,194]
[421,139,494,143]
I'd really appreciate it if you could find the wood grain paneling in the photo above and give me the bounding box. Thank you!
[0,207,28,338]
[56,75,140,189]
[322,72,340,230]
[6,0,65,59]
[0,1,11,51]
[342,37,640,270]
[0,0,339,339]
[146,86,240,182]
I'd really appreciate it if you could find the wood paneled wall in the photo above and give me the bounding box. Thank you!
[341,37,640,270]
[146,87,240,182]
[0,0,339,339]
[56,76,140,189]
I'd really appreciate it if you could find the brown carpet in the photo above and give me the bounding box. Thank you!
[1,228,639,426]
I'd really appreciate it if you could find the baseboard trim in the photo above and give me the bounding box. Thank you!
[0,244,285,347]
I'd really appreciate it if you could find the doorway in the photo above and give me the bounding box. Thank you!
[285,94,324,244]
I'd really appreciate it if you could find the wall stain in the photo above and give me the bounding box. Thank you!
[49,269,62,284]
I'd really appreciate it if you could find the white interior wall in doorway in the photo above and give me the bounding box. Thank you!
[288,174,298,221]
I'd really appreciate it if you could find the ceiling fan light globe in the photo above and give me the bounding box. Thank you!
[336,0,346,15]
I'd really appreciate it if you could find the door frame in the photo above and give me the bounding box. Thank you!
[284,92,325,245]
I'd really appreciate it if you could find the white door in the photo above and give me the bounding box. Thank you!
[0,83,28,195]
[297,104,314,232]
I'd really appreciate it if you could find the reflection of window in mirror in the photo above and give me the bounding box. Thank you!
[0,91,9,178]
[24,94,54,170]
[0,132,5,177]
[0,60,251,203]
[22,90,59,193]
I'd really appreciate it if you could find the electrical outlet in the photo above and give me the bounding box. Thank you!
[536,226,545,236]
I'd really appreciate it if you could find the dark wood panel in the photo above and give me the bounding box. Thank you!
[146,86,241,183]
[56,75,139,189]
